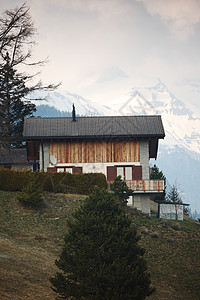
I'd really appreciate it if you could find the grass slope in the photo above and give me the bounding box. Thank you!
[0,191,200,300]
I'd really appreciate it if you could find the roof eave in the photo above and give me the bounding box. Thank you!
[23,134,165,140]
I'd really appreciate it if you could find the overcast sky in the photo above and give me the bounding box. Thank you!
[1,0,200,112]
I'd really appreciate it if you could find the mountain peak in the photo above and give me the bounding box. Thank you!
[154,79,168,92]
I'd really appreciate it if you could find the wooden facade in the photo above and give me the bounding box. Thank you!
[49,139,140,164]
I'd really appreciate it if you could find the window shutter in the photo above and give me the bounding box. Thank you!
[73,167,82,174]
[47,167,57,173]
[133,166,142,180]
[107,166,117,180]
[26,141,39,160]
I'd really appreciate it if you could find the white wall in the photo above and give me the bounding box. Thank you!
[50,161,141,174]
[39,142,49,171]
[140,140,150,179]
[159,204,183,220]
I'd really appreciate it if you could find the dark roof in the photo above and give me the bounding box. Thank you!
[23,115,165,140]
[159,202,190,206]
[0,149,28,165]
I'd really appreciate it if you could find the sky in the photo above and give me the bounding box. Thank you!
[1,0,200,112]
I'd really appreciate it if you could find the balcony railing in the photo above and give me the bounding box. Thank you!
[108,179,164,193]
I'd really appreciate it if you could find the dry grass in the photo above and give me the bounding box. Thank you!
[126,209,200,300]
[0,236,56,300]
[0,191,200,300]
[0,191,86,300]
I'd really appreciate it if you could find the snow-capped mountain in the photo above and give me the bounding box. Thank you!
[111,81,200,211]
[32,90,114,116]
[32,81,200,212]
[111,80,200,158]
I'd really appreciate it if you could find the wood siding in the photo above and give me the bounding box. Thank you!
[49,140,140,164]
[107,179,165,193]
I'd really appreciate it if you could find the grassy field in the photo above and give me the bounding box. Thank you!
[0,191,200,300]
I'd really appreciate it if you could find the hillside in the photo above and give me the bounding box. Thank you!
[0,191,200,300]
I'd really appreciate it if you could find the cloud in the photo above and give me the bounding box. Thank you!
[97,66,129,83]
[137,0,200,39]
[32,0,131,23]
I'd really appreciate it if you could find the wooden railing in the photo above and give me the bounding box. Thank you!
[108,179,164,193]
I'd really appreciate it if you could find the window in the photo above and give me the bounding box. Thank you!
[107,165,142,181]
[56,167,82,174]
[65,167,73,174]
[117,166,132,181]
[57,167,73,173]
[125,167,132,180]
[117,167,124,179]
[57,168,65,173]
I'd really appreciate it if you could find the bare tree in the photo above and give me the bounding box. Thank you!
[0,3,60,149]
[0,3,60,93]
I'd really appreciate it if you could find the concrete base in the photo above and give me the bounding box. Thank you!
[128,195,151,215]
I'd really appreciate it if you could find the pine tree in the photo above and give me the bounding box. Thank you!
[110,175,133,205]
[150,164,166,201]
[50,187,154,299]
[0,52,35,148]
[167,184,182,204]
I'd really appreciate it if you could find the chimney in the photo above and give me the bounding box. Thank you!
[72,103,76,122]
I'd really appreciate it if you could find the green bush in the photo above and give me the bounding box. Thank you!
[0,168,27,191]
[0,168,107,195]
[42,172,107,194]
[17,173,44,207]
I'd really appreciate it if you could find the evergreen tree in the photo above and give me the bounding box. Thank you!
[110,175,133,205]
[50,187,154,299]
[17,173,43,207]
[0,53,35,148]
[150,164,166,201]
[166,184,182,204]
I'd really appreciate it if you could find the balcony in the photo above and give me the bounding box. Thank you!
[108,179,165,194]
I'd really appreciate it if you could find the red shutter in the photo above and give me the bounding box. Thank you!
[133,166,142,180]
[107,166,117,180]
[47,167,57,173]
[73,167,83,174]
[26,141,39,160]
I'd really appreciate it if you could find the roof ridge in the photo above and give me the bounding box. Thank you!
[26,115,162,120]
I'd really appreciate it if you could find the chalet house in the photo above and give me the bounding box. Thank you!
[0,148,31,171]
[23,111,165,215]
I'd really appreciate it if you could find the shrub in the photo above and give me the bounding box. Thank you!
[170,222,181,231]
[0,168,107,195]
[150,232,159,239]
[42,172,107,194]
[0,167,27,191]
[17,173,44,207]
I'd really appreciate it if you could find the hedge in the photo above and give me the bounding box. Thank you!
[0,168,107,194]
